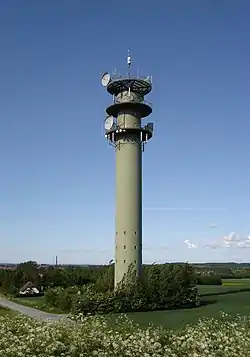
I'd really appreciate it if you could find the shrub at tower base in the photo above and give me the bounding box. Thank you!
[69,263,200,314]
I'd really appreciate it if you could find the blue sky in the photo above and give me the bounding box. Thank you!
[0,0,250,264]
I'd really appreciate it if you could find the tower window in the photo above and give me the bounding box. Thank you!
[124,260,126,264]
[134,245,137,250]
[124,245,126,249]
[124,231,126,235]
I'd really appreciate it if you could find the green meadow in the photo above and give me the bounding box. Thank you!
[126,278,250,329]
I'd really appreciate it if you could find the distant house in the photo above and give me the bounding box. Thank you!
[19,281,40,296]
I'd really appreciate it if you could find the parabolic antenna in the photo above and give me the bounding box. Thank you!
[101,72,111,87]
[104,115,114,130]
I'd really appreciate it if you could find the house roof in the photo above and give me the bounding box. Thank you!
[19,281,37,292]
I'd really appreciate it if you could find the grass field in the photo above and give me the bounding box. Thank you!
[197,278,250,295]
[127,278,250,329]
[11,296,63,314]
[0,307,15,316]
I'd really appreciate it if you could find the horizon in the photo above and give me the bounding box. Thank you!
[0,261,249,266]
[1,1,250,264]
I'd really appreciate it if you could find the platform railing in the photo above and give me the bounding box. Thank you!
[110,73,152,83]
[113,97,152,108]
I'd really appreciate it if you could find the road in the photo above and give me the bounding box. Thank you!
[0,296,69,321]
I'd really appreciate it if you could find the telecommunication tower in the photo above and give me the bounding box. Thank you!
[101,51,154,287]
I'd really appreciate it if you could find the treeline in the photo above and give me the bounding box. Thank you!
[0,261,105,295]
[194,265,250,285]
[0,261,200,314]
[194,266,250,280]
[1,261,249,296]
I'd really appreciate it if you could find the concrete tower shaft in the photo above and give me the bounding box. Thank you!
[103,69,153,288]
[115,107,143,285]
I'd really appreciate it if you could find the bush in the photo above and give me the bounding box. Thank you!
[71,263,200,315]
[196,275,222,285]
[44,286,80,312]
[94,265,114,293]
[71,285,115,315]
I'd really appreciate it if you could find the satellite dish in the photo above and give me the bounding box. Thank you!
[101,72,111,87]
[104,116,114,130]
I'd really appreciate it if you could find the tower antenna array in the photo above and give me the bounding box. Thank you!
[101,52,154,287]
[127,49,132,77]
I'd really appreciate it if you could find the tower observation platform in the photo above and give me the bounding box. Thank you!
[102,52,154,287]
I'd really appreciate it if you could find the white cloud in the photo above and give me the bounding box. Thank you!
[223,232,239,243]
[236,236,250,248]
[237,241,250,248]
[222,232,240,247]
[224,241,232,248]
[184,240,198,249]
[204,231,242,250]
[204,242,221,250]
[220,232,250,249]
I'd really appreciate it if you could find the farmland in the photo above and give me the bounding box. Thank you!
[126,278,250,329]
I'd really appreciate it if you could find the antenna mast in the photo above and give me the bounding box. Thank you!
[127,49,132,77]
